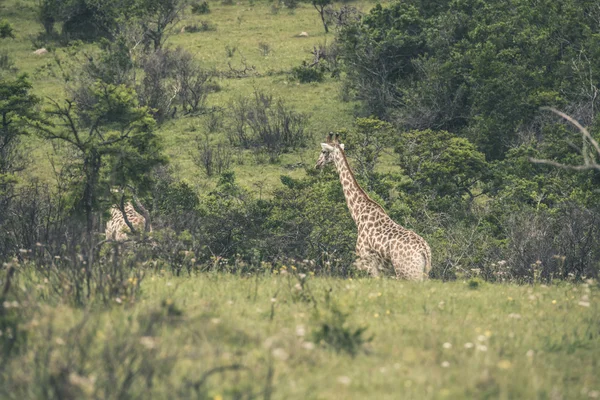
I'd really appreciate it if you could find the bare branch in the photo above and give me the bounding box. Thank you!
[530,108,600,172]
[541,107,600,156]
[529,158,600,171]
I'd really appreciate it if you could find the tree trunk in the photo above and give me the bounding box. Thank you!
[316,5,329,33]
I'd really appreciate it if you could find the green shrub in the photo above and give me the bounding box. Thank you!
[311,304,371,357]
[467,277,483,289]
[291,63,324,83]
[191,0,210,14]
[0,20,15,39]
[184,21,217,32]
[228,90,311,162]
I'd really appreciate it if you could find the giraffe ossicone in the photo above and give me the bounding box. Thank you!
[316,133,431,280]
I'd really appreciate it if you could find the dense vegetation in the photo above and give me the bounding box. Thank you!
[2,0,599,280]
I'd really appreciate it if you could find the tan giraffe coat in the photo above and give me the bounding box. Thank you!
[105,202,150,242]
[316,138,431,280]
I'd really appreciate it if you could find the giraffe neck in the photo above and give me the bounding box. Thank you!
[332,148,383,225]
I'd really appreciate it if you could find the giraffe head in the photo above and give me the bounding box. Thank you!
[315,132,344,169]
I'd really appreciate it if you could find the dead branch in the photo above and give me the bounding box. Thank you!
[529,107,600,172]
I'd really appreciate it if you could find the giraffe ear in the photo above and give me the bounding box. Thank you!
[321,143,335,151]
[339,143,345,150]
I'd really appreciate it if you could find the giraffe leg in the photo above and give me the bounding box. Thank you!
[354,239,384,276]
[354,252,384,277]
[392,253,426,281]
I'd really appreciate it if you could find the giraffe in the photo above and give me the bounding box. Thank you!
[315,133,431,280]
[105,191,152,242]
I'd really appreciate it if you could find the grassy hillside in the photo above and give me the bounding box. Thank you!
[1,0,377,191]
[2,272,599,399]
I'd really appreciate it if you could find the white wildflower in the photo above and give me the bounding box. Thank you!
[526,349,534,357]
[337,376,351,385]
[272,348,289,361]
[301,341,315,350]
[139,336,157,350]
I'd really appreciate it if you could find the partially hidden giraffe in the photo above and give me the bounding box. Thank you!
[105,192,152,242]
[315,133,431,280]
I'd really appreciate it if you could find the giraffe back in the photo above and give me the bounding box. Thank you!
[105,202,148,241]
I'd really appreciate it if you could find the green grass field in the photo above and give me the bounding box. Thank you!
[2,272,599,399]
[2,0,371,192]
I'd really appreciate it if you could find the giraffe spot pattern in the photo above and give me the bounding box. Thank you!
[317,141,432,280]
[105,203,151,242]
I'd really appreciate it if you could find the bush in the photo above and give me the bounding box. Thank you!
[280,0,299,9]
[311,303,371,357]
[36,0,58,35]
[192,134,234,177]
[191,0,210,14]
[337,0,600,159]
[228,90,311,162]
[0,184,149,307]
[183,21,216,32]
[138,47,214,120]
[0,20,15,39]
[291,63,324,83]
[395,129,489,213]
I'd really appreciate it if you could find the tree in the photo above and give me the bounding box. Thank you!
[0,75,45,260]
[337,2,428,118]
[137,47,214,121]
[41,81,165,242]
[0,75,42,198]
[344,117,392,190]
[309,0,332,33]
[137,0,188,51]
[36,0,59,35]
[336,0,600,159]
[395,129,488,211]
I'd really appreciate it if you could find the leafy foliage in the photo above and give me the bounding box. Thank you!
[395,129,488,211]
[311,302,371,356]
[291,62,324,83]
[191,0,210,14]
[0,75,41,192]
[42,82,164,236]
[338,0,600,159]
[0,20,15,39]
[344,117,393,190]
